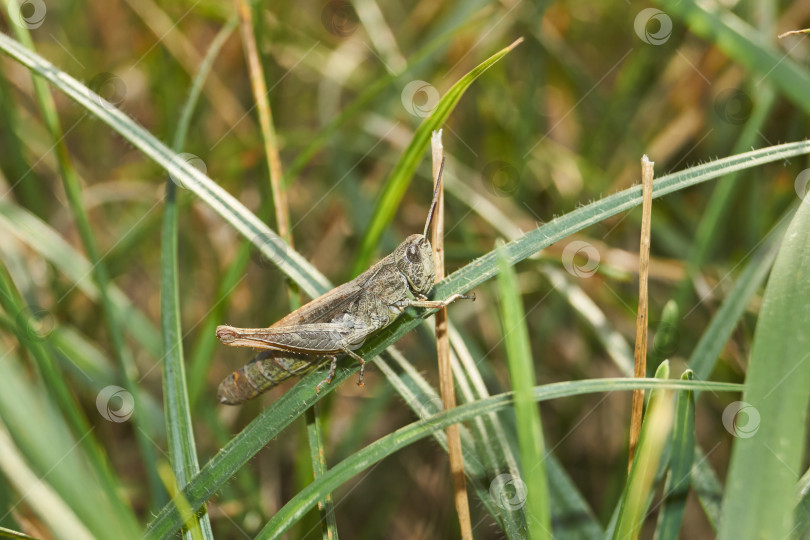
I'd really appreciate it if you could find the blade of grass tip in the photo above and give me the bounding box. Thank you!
[305,404,338,538]
[496,247,551,540]
[654,370,696,540]
[254,377,731,540]
[613,361,676,540]
[717,191,810,539]
[353,37,524,274]
[431,132,473,539]
[657,0,810,116]
[629,156,654,469]
[146,375,740,538]
[0,261,140,536]
[1,4,164,507]
[0,525,37,540]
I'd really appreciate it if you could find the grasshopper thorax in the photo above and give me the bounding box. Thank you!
[394,234,435,296]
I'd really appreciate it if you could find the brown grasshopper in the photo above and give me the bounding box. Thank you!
[216,159,472,404]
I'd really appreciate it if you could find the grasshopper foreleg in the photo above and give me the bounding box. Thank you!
[407,292,475,310]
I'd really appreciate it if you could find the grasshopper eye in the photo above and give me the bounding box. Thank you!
[406,244,420,263]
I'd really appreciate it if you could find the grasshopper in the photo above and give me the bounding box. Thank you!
[216,159,473,404]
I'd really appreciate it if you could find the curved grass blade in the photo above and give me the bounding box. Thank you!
[0,31,331,299]
[254,377,733,540]
[353,37,524,273]
[717,192,810,539]
[145,377,738,538]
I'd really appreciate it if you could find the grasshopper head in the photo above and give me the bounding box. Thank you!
[395,234,435,296]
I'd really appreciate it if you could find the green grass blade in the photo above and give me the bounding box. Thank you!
[688,204,794,381]
[658,0,810,115]
[613,362,675,540]
[0,30,330,299]
[0,202,162,358]
[140,137,810,537]
[496,249,551,539]
[253,377,732,540]
[654,370,696,540]
[717,194,810,538]
[353,38,523,273]
[2,7,164,506]
[158,17,233,538]
[0,347,140,538]
[305,405,339,538]
[144,377,738,538]
[0,262,140,535]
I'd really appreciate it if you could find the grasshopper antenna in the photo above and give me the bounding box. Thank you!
[423,157,446,238]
